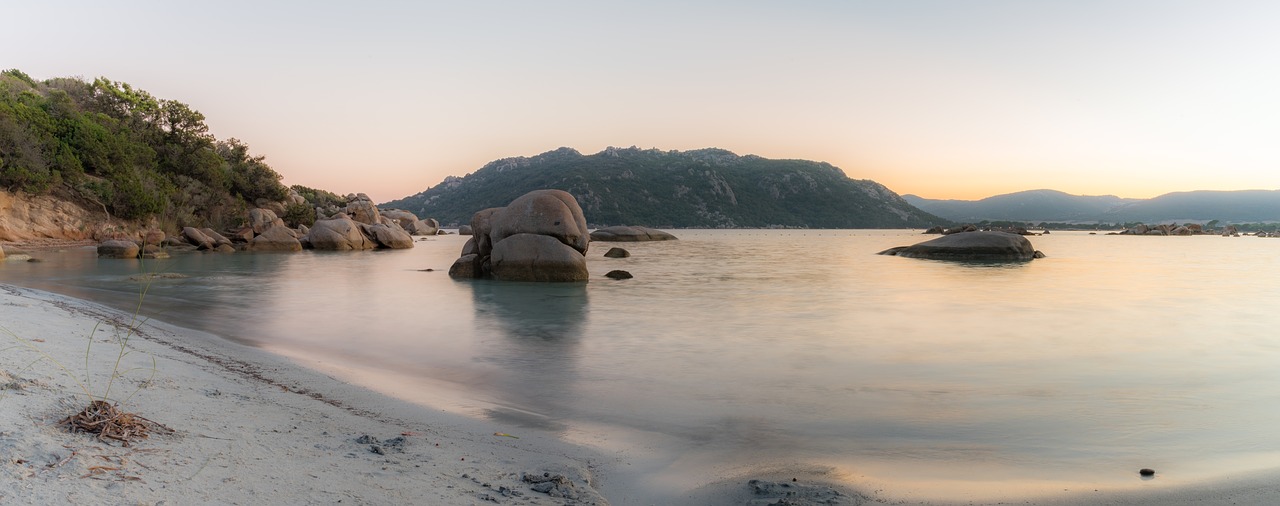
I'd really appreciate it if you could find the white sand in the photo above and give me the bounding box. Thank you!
[0,284,610,505]
[3,282,1279,506]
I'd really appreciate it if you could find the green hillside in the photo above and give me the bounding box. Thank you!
[0,69,288,230]
[384,147,946,229]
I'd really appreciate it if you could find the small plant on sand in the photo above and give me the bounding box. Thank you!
[1,261,171,446]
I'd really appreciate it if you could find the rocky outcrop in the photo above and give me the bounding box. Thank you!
[97,240,140,259]
[458,225,473,235]
[879,231,1043,261]
[373,208,440,236]
[1114,222,1212,236]
[449,190,589,282]
[0,190,106,243]
[589,226,677,242]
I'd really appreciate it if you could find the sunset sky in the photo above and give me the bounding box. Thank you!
[6,1,1279,203]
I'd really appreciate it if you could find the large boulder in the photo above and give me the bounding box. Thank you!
[142,229,166,246]
[97,240,140,259]
[251,225,303,252]
[345,195,381,225]
[306,216,377,250]
[458,225,474,235]
[380,209,419,229]
[589,226,677,242]
[363,223,414,249]
[248,208,285,234]
[489,233,589,282]
[878,231,1042,261]
[489,190,589,254]
[182,227,215,250]
[448,254,482,278]
[409,218,440,236]
[470,207,503,257]
[199,228,234,248]
[449,191,591,281]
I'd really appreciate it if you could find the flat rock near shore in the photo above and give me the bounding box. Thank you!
[880,231,1042,261]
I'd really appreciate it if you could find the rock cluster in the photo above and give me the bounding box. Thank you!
[879,231,1044,261]
[1112,223,1206,236]
[96,192,437,258]
[449,190,589,282]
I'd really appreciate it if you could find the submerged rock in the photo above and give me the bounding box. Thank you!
[879,231,1041,261]
[589,225,677,242]
[603,247,630,258]
[605,270,633,280]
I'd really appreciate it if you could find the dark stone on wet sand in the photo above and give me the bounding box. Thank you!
[1140,468,1155,476]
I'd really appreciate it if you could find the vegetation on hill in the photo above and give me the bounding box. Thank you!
[0,69,288,230]
[906,189,1280,225]
[384,146,946,229]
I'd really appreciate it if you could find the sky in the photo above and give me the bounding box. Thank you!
[5,0,1279,203]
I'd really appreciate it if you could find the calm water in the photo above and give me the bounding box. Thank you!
[4,230,1280,500]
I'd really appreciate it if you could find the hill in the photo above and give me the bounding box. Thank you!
[383,147,946,229]
[902,190,1137,223]
[905,189,1280,224]
[0,69,293,235]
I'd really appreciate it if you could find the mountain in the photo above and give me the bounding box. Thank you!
[383,147,946,228]
[902,190,1137,223]
[904,189,1280,224]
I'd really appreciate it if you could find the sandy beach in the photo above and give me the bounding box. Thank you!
[3,281,1280,506]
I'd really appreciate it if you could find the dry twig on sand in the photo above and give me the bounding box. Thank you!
[59,400,172,447]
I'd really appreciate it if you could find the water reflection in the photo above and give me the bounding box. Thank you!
[466,280,589,432]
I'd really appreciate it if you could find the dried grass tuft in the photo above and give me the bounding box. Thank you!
[60,400,171,447]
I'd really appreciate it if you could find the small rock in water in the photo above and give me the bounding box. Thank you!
[1139,468,1155,477]
[603,247,630,258]
[605,270,633,280]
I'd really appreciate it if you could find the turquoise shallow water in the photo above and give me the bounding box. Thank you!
[4,230,1279,500]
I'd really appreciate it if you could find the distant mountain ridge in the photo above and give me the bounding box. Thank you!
[384,147,945,228]
[904,189,1280,223]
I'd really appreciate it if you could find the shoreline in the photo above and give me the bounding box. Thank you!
[0,284,618,505]
[3,283,1280,505]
